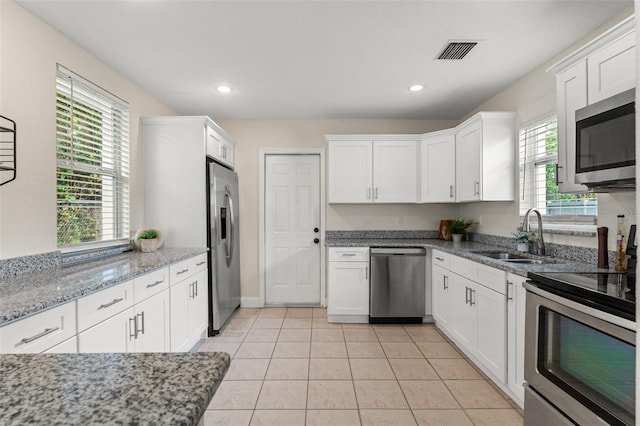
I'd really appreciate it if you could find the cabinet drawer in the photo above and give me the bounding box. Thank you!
[134,268,169,303]
[170,254,208,285]
[191,253,208,273]
[0,302,76,354]
[329,247,370,262]
[432,250,450,269]
[77,280,134,332]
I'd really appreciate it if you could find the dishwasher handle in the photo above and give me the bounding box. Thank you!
[370,247,426,256]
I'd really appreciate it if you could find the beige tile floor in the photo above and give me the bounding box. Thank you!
[200,307,523,426]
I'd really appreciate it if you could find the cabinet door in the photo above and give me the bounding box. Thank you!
[556,60,589,193]
[373,140,418,203]
[431,265,453,328]
[78,307,135,353]
[170,279,191,352]
[507,273,527,405]
[327,261,369,316]
[421,133,456,202]
[44,336,78,354]
[475,283,506,383]
[449,273,476,350]
[220,139,234,167]
[587,32,635,104]
[455,120,482,201]
[189,269,209,343]
[133,289,170,353]
[328,140,373,203]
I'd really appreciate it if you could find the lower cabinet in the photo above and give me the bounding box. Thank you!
[170,269,208,352]
[507,273,527,406]
[78,307,135,353]
[432,254,507,384]
[44,336,78,354]
[327,247,370,323]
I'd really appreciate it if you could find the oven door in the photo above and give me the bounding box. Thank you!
[525,286,635,426]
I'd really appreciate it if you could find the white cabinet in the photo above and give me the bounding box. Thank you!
[455,112,516,202]
[327,247,370,322]
[555,61,589,193]
[327,137,418,203]
[44,336,77,354]
[507,273,527,407]
[549,17,634,193]
[169,254,209,352]
[433,254,507,383]
[143,116,235,248]
[78,307,135,353]
[206,124,235,168]
[587,31,635,104]
[0,302,76,354]
[132,289,170,352]
[420,131,456,202]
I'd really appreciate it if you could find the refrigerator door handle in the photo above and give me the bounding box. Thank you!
[225,185,235,267]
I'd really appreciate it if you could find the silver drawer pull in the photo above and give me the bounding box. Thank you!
[176,268,189,275]
[21,327,59,344]
[98,297,124,310]
[341,253,357,257]
[196,261,206,266]
[146,280,164,288]
[435,257,444,261]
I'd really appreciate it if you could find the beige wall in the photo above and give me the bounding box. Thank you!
[0,1,174,259]
[460,6,636,250]
[217,119,459,299]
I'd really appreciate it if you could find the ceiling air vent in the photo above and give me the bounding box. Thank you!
[437,41,478,60]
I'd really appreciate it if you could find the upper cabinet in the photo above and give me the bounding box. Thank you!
[206,124,235,168]
[549,16,635,193]
[327,136,419,203]
[455,112,516,202]
[420,130,456,203]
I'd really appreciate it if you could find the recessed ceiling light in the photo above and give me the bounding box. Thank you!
[409,84,424,92]
[216,85,232,93]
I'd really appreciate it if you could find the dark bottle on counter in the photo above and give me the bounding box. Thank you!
[597,227,609,269]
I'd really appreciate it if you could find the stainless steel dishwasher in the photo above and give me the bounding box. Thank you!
[369,247,426,324]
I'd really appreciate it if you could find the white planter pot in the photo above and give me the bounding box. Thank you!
[140,238,159,253]
[452,234,463,243]
[516,242,529,253]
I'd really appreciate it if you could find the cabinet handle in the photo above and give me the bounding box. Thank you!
[465,287,470,305]
[367,187,371,200]
[196,261,206,266]
[443,275,448,290]
[365,267,368,280]
[146,280,164,288]
[555,163,562,185]
[129,316,137,340]
[375,187,378,199]
[194,280,198,297]
[506,281,513,301]
[98,297,124,310]
[137,311,145,336]
[435,257,444,261]
[470,289,476,306]
[341,253,356,257]
[474,181,480,196]
[449,185,454,198]
[176,268,189,275]
[20,327,59,345]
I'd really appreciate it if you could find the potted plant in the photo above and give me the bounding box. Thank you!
[446,219,476,242]
[137,228,159,253]
[513,229,535,252]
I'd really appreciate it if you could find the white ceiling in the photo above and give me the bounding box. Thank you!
[18,0,632,120]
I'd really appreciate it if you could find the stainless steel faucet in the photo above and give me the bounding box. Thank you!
[522,208,546,256]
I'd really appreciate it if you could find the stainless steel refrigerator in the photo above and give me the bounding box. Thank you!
[207,159,241,335]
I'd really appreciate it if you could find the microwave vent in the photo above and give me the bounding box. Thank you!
[437,42,478,60]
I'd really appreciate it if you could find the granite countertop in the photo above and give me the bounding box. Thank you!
[0,248,207,326]
[0,352,230,425]
[326,237,604,276]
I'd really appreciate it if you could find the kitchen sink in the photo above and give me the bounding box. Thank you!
[473,251,554,264]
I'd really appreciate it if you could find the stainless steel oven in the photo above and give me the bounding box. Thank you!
[525,273,635,426]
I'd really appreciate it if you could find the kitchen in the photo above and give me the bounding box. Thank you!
[0,0,638,425]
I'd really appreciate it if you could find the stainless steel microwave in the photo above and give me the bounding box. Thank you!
[575,88,635,189]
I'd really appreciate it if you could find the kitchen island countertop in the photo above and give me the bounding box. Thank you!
[0,351,230,425]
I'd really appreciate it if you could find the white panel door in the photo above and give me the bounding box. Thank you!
[133,289,170,353]
[475,283,506,382]
[265,155,321,305]
[328,140,372,203]
[373,140,418,203]
[421,133,456,202]
[455,120,482,201]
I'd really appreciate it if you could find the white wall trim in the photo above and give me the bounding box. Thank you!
[240,297,262,308]
[258,148,326,308]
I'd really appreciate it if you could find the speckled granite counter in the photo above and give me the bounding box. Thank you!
[0,248,207,326]
[0,352,229,425]
[326,238,605,276]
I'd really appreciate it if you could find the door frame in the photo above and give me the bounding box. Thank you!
[258,148,326,308]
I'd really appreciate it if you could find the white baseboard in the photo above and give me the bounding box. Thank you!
[241,297,262,308]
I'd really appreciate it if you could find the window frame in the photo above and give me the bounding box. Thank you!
[55,65,130,250]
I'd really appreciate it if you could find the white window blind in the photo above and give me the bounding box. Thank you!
[56,65,130,247]
[519,116,596,221]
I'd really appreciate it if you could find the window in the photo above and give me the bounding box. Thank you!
[56,65,130,247]
[519,116,596,224]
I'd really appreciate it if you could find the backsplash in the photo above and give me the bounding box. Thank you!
[326,230,438,239]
